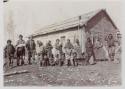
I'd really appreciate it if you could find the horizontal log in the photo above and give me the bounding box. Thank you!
[4,70,30,76]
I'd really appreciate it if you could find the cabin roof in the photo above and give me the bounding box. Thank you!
[32,9,117,37]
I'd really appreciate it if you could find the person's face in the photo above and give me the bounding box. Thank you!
[117,34,121,39]
[44,54,48,58]
[19,36,22,40]
[37,41,39,44]
[56,54,59,58]
[62,54,65,59]
[82,54,85,57]
[56,40,59,43]
[115,42,119,46]
[67,39,70,43]
[87,38,91,42]
[109,34,113,39]
[29,37,33,40]
[73,53,77,57]
[49,41,51,44]
[7,42,11,45]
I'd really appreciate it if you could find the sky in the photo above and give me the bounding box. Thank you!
[4,0,122,44]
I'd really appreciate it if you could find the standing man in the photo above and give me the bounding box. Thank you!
[85,37,95,65]
[53,39,60,65]
[106,34,115,61]
[16,35,25,45]
[46,40,53,59]
[64,39,74,66]
[16,34,25,66]
[26,36,36,64]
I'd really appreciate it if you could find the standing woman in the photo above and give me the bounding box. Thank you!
[93,38,109,61]
[26,36,36,64]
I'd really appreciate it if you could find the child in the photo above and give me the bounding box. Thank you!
[4,40,15,67]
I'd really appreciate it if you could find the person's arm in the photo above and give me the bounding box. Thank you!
[4,46,7,58]
[25,40,29,49]
[12,45,15,53]
[15,40,19,47]
[46,43,48,49]
[33,40,36,50]
[50,44,53,49]
[71,44,74,49]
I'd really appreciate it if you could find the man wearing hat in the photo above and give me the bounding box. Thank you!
[26,36,36,64]
[16,34,25,47]
[16,34,25,66]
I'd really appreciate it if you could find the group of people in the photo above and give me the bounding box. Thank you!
[4,33,121,68]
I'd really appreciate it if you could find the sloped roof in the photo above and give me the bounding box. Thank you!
[32,9,117,37]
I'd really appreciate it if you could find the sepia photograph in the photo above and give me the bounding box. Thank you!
[3,0,122,86]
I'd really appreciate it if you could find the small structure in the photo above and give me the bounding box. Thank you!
[31,9,119,52]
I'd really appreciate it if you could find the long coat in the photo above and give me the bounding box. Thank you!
[26,40,36,51]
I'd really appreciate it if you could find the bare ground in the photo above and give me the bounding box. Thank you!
[4,61,121,86]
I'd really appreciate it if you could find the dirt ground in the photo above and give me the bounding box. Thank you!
[4,61,121,86]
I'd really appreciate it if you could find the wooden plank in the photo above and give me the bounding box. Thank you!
[4,70,30,76]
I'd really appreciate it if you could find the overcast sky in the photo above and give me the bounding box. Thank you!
[4,0,122,42]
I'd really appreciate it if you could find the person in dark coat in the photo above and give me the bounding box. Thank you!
[72,52,78,66]
[85,37,95,65]
[26,36,36,64]
[4,40,15,67]
[46,40,53,59]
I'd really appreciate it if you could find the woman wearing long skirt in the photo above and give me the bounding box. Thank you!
[94,38,109,61]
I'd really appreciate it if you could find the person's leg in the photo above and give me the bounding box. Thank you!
[21,56,24,65]
[85,54,90,65]
[111,46,115,61]
[45,58,47,66]
[47,58,49,66]
[76,58,78,66]
[92,49,96,62]
[108,47,112,61]
[11,56,14,67]
[17,57,20,66]
[9,57,11,66]
[73,59,75,66]
[32,50,35,60]
[28,52,31,64]
[39,54,42,66]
